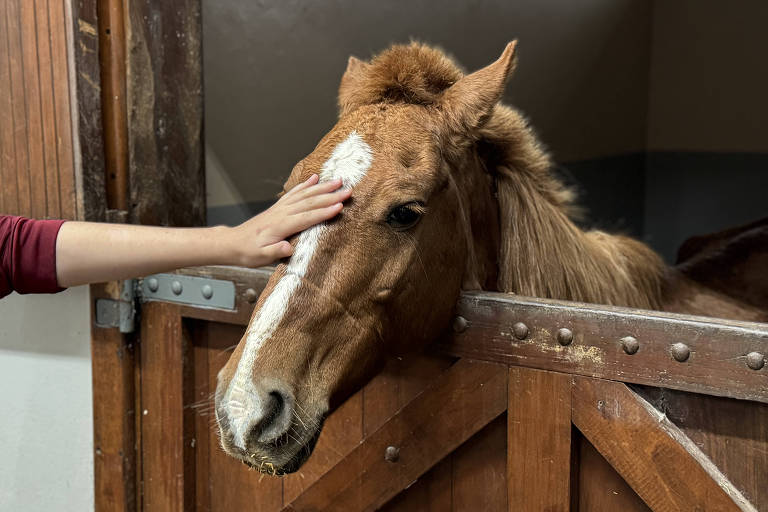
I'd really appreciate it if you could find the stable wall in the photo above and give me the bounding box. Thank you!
[0,287,93,512]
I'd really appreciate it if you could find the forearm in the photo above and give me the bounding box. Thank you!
[56,222,237,288]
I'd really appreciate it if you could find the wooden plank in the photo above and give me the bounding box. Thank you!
[190,320,211,512]
[98,0,128,211]
[48,0,77,219]
[379,457,453,512]
[441,292,768,404]
[0,0,18,213]
[572,377,756,512]
[70,0,107,221]
[283,359,508,512]
[577,435,650,512]
[140,302,188,511]
[6,0,31,216]
[33,0,61,218]
[636,386,768,507]
[453,415,507,511]
[507,367,572,511]
[18,0,48,218]
[124,0,204,227]
[90,282,137,512]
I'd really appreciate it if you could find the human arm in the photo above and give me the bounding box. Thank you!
[55,174,349,288]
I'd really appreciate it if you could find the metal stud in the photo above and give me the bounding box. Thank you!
[557,328,573,346]
[201,284,214,300]
[621,336,639,355]
[244,288,259,304]
[171,280,183,295]
[512,322,529,340]
[671,343,690,362]
[452,316,468,334]
[746,352,765,371]
[146,277,159,293]
[384,445,400,463]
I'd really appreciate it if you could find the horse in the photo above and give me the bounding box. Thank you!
[213,41,768,475]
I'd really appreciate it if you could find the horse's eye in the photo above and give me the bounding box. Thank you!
[386,203,424,230]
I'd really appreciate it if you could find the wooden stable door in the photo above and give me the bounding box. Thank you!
[99,266,768,512]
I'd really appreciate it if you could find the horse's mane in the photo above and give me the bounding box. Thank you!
[341,42,665,310]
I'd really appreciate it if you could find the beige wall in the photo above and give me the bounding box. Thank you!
[203,0,653,206]
[647,1,768,152]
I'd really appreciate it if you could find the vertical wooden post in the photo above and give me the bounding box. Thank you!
[140,302,190,511]
[507,367,574,511]
[90,282,137,512]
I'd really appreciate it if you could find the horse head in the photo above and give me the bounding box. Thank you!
[214,41,665,474]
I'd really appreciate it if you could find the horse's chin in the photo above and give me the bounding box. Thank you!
[218,418,325,476]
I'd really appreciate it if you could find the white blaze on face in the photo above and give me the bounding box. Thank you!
[226,131,373,449]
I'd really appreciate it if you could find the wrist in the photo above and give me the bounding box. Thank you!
[207,225,245,267]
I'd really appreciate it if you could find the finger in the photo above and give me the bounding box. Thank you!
[287,188,351,214]
[258,241,294,264]
[284,174,319,198]
[284,203,344,235]
[286,178,344,203]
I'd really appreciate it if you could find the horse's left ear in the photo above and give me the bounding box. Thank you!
[338,56,370,117]
[440,41,517,133]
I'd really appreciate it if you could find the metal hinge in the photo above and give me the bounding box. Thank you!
[95,279,137,333]
[94,274,236,333]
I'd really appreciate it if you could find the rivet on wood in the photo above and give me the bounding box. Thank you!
[171,280,183,295]
[201,284,213,300]
[244,288,258,304]
[557,328,573,346]
[621,336,639,355]
[384,445,400,463]
[671,343,690,362]
[746,352,765,371]
[452,315,468,334]
[147,277,159,292]
[512,322,529,340]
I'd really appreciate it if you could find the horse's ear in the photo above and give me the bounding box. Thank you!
[440,41,517,133]
[338,56,370,117]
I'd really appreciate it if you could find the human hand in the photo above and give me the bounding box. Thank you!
[225,174,351,267]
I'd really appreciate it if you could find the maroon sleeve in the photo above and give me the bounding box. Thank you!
[0,215,67,298]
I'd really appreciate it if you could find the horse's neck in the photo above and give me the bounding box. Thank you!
[493,167,667,310]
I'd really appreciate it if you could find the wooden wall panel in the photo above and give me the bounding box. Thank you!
[0,0,77,219]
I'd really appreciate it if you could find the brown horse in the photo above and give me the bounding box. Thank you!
[214,41,767,474]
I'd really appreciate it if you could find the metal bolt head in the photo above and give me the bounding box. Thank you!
[244,288,258,304]
[621,336,639,355]
[452,316,468,334]
[671,343,690,362]
[556,328,573,346]
[201,284,213,300]
[171,280,183,295]
[384,445,400,463]
[746,352,765,371]
[147,277,159,292]
[512,322,529,340]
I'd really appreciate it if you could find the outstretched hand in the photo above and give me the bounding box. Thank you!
[226,174,351,267]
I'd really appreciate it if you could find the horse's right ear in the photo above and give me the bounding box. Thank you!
[439,41,517,134]
[338,56,370,117]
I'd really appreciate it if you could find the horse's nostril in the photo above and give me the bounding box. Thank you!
[249,388,293,445]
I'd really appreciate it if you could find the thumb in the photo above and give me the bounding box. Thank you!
[259,241,294,265]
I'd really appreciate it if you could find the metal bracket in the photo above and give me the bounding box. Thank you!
[95,279,137,333]
[139,273,236,310]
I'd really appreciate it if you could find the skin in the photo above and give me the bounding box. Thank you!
[55,174,350,287]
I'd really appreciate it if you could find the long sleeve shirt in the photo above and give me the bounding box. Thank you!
[0,215,66,299]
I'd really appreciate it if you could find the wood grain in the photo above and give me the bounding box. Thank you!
[140,302,189,511]
[283,359,508,512]
[572,377,755,512]
[441,292,768,403]
[576,435,650,512]
[507,367,572,511]
[90,282,137,512]
[124,0,204,226]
